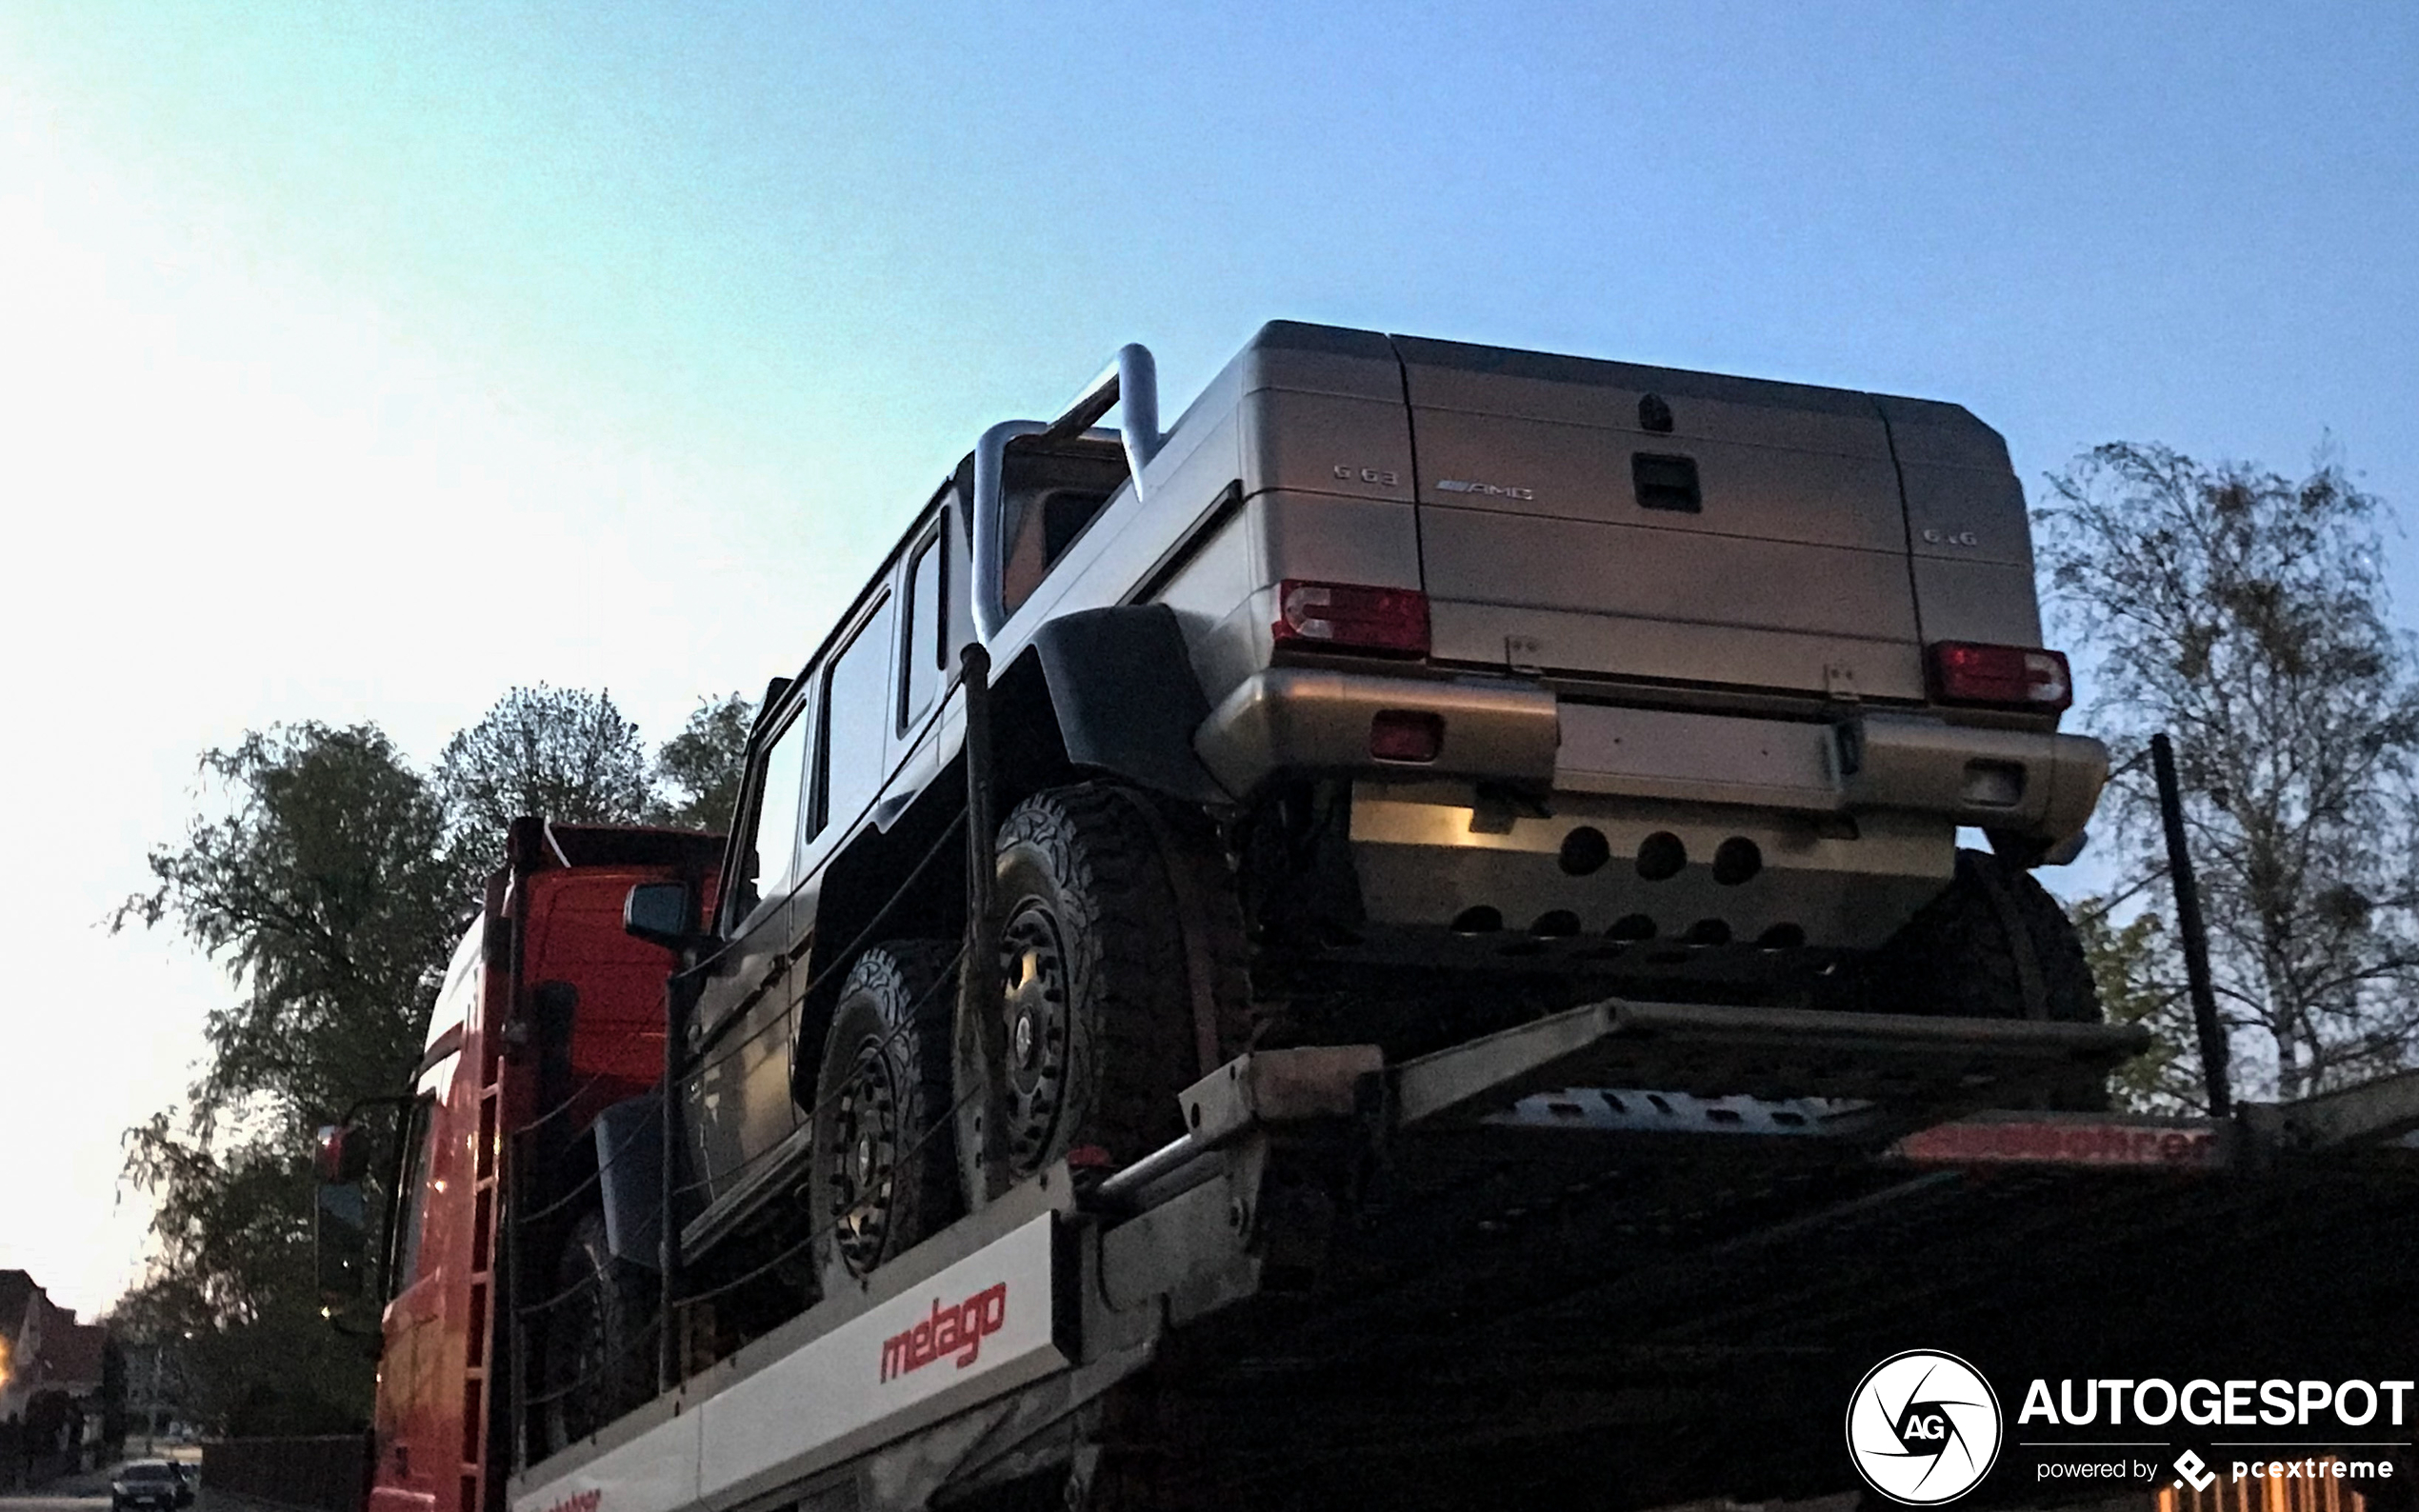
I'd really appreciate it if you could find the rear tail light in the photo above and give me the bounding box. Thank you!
[1369,710,1445,763]
[1929,642,2073,711]
[1273,580,1429,658]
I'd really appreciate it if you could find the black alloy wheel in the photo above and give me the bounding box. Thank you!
[956,784,1249,1205]
[807,942,959,1297]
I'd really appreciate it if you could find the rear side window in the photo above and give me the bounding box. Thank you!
[814,596,895,838]
[735,710,809,922]
[999,488,1110,615]
[900,535,945,731]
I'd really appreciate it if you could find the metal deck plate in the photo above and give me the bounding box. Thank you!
[1391,997,2152,1124]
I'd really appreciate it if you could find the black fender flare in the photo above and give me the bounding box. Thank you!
[1008,604,1225,806]
[590,1095,664,1271]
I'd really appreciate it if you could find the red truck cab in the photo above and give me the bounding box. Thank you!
[327,821,718,1512]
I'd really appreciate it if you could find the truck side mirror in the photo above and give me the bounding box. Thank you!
[315,1122,369,1184]
[314,1176,370,1303]
[624,881,695,950]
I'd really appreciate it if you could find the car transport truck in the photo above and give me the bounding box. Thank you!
[310,324,2419,1512]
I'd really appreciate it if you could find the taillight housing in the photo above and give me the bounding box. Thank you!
[1272,580,1429,658]
[1929,642,2073,711]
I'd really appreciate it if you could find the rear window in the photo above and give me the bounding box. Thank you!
[124,1465,178,1482]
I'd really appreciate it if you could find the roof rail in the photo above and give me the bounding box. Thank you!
[970,344,1163,641]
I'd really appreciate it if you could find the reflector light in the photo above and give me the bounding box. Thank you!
[1929,642,2072,711]
[1369,710,1445,763]
[1273,580,1429,657]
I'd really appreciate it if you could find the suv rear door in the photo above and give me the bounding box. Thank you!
[1393,335,1925,702]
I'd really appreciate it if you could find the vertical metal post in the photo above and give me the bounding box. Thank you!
[2151,733,2231,1118]
[659,979,684,1394]
[958,643,1010,1200]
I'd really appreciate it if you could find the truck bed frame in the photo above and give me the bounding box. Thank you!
[508,998,2419,1512]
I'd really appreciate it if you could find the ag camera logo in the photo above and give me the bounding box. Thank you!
[1847,1350,2004,1504]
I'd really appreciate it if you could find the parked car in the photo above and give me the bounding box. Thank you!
[110,1461,192,1512]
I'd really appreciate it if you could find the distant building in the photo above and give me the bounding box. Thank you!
[0,1268,111,1480]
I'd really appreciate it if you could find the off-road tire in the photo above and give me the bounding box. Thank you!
[956,784,1249,1205]
[539,1207,655,1454]
[807,942,961,1297]
[1861,848,2100,1023]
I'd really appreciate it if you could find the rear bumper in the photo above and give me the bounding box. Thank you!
[1194,667,2107,844]
[1193,667,1562,792]
[1195,670,2105,954]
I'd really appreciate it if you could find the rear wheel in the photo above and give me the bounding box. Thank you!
[807,942,962,1297]
[1861,848,2101,1024]
[956,784,1249,1204]
[538,1208,653,1455]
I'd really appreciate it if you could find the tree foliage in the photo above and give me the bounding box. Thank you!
[111,1134,373,1435]
[2037,442,2419,1101]
[115,724,468,1142]
[2071,903,2203,1112]
[648,691,754,833]
[111,723,462,1430]
[434,685,651,873]
[116,687,746,1430]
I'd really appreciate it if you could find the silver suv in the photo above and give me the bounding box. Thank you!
[647,322,2106,1301]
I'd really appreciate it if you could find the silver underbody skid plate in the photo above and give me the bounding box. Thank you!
[1391,998,2151,1125]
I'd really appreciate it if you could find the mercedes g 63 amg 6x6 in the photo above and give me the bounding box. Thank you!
[637,321,2107,1320]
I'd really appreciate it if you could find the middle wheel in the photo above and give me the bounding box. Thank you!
[807,941,961,1297]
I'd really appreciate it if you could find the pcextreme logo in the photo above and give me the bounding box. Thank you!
[1847,1350,2006,1505]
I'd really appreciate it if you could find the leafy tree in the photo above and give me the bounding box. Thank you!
[2071,902,2203,1112]
[434,685,651,872]
[112,723,465,1430]
[2036,442,2419,1102]
[113,688,742,1431]
[648,691,755,832]
[115,724,467,1141]
[111,1141,372,1436]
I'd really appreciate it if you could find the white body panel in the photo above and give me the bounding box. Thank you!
[511,1216,1066,1512]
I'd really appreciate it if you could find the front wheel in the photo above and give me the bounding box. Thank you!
[956,784,1249,1205]
[807,942,962,1297]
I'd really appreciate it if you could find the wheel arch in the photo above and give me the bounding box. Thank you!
[794,604,1225,1098]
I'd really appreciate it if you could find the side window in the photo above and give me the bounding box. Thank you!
[732,708,810,925]
[999,487,1111,616]
[389,1095,439,1297]
[900,533,945,732]
[812,596,896,840]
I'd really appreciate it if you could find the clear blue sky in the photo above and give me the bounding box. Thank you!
[1,1,2412,1315]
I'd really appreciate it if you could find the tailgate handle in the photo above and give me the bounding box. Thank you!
[1632,452,1703,513]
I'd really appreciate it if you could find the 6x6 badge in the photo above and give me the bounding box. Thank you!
[1847,1350,2005,1504]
